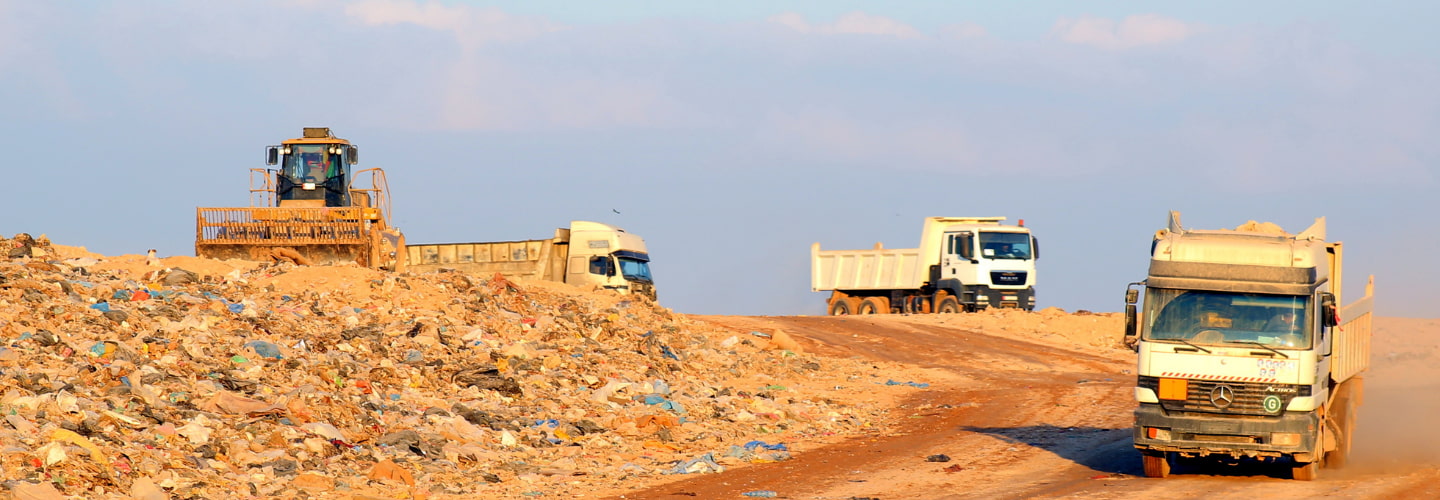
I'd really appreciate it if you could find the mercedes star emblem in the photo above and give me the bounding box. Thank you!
[1211,385,1235,408]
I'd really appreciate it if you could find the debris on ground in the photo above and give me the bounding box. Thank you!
[0,234,916,499]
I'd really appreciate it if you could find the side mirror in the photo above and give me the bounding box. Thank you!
[1031,236,1040,260]
[266,146,279,166]
[1321,293,1338,327]
[1123,282,1143,350]
[348,145,359,165]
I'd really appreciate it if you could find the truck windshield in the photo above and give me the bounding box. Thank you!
[1143,289,1311,349]
[618,257,653,283]
[978,231,1032,260]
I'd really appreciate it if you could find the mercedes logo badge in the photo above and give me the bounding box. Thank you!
[1210,385,1235,408]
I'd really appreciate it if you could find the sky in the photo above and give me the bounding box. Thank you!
[1,0,1436,318]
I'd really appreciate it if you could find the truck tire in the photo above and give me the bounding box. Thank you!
[829,297,859,315]
[1292,459,1319,481]
[1141,451,1170,478]
[1325,378,1360,469]
[937,297,961,314]
[858,297,889,315]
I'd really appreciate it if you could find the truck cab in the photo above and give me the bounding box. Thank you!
[932,221,1039,310]
[564,221,656,299]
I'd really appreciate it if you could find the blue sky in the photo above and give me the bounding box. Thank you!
[1,0,1435,317]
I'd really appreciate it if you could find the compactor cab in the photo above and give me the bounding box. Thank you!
[268,127,360,208]
[195,127,405,270]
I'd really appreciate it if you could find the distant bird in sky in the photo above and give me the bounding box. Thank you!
[612,209,621,214]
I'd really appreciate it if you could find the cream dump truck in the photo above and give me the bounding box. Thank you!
[811,217,1038,315]
[1123,212,1373,480]
[405,221,656,300]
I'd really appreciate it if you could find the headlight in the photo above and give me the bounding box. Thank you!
[1272,433,1302,446]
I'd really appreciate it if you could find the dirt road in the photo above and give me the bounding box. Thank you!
[604,314,1440,499]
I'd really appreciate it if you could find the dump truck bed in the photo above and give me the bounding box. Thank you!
[404,238,568,280]
[810,243,927,291]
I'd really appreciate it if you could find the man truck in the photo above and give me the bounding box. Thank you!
[1123,211,1373,480]
[405,221,656,300]
[811,217,1038,315]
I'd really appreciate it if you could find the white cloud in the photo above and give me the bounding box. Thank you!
[768,11,924,39]
[1052,14,1200,49]
[345,0,564,49]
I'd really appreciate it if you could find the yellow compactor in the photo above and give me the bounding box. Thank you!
[195,127,405,270]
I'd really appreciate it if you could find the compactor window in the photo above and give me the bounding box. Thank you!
[283,145,337,181]
[1143,289,1311,348]
[978,232,1032,260]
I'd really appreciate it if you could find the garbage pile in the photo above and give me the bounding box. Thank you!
[0,234,898,499]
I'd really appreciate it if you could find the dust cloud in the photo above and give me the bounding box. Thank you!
[1346,317,1440,473]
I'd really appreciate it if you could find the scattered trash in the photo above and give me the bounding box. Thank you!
[884,380,931,388]
[926,454,951,462]
[741,491,779,498]
[243,340,283,359]
[0,234,903,498]
[666,453,725,475]
[744,440,788,451]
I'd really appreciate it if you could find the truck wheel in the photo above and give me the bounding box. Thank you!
[1141,451,1170,478]
[937,297,961,314]
[1292,460,1319,481]
[858,297,889,315]
[829,297,859,315]
[1326,379,1359,469]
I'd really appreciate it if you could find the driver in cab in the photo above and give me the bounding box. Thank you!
[303,154,328,181]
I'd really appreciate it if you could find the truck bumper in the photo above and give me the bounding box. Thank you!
[974,286,1035,311]
[1132,404,1319,459]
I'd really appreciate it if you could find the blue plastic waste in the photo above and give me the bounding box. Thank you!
[743,440,788,451]
[885,379,931,388]
[227,302,245,314]
[664,453,724,474]
[89,302,111,312]
[243,340,283,359]
[640,395,687,414]
[741,491,778,498]
[532,419,560,429]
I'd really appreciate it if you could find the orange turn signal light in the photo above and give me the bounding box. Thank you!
[1158,378,1188,400]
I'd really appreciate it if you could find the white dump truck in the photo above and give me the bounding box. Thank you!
[811,217,1038,315]
[405,221,656,300]
[1123,211,1373,480]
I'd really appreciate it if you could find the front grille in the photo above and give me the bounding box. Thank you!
[1189,434,1258,444]
[990,271,1027,286]
[1138,376,1300,416]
